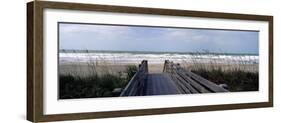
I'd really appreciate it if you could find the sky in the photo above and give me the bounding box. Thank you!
[59,23,259,54]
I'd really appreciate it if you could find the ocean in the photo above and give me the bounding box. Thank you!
[59,50,259,65]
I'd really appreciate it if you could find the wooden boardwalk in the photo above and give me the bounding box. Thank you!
[120,60,228,97]
[144,73,180,95]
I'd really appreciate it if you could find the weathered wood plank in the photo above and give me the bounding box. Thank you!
[165,62,192,94]
[175,69,210,93]
[145,73,180,95]
[175,64,228,92]
[163,60,228,93]
[164,60,209,93]
[170,74,191,94]
[172,74,195,93]
[173,74,199,93]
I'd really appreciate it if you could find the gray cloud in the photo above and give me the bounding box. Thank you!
[59,23,258,54]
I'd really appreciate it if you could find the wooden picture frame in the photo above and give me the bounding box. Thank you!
[27,1,273,122]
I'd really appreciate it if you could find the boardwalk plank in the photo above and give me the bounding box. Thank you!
[145,73,180,95]
[172,74,198,93]
[176,70,210,93]
[163,60,228,93]
[121,60,228,97]
[183,70,228,92]
[170,75,191,94]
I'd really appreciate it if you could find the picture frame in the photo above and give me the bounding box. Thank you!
[27,1,273,122]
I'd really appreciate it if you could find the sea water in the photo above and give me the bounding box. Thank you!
[59,50,259,65]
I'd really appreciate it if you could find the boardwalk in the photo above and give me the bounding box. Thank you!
[145,73,180,95]
[120,60,228,97]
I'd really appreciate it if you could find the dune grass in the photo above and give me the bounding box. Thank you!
[59,65,137,99]
[182,52,259,92]
[59,50,259,98]
[192,69,258,92]
[59,50,138,99]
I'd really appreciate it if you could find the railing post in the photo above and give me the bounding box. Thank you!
[163,60,167,72]
[120,60,148,96]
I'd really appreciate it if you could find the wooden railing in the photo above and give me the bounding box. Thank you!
[163,60,228,93]
[120,60,148,96]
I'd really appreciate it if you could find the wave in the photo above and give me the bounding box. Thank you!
[59,52,259,64]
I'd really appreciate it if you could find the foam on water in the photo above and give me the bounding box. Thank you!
[59,52,259,64]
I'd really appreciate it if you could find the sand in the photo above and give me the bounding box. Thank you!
[148,64,164,73]
[60,62,166,75]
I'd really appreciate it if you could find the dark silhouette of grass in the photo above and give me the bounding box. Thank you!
[181,51,259,92]
[59,65,137,99]
[126,65,138,80]
[192,69,258,92]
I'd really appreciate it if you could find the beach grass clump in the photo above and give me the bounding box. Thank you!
[59,64,138,99]
[125,65,138,80]
[59,50,138,99]
[183,51,259,92]
[192,69,258,92]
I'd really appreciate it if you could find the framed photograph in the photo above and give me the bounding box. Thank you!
[27,1,273,122]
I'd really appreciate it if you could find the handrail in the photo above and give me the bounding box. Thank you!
[120,60,148,96]
[164,60,228,93]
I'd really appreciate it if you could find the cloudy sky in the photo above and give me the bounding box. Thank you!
[59,23,259,54]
